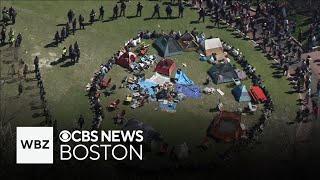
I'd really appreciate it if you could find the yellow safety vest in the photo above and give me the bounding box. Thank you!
[62,49,67,55]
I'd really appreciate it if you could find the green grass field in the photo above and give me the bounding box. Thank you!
[0,0,299,168]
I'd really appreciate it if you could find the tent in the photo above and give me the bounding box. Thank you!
[178,32,199,52]
[207,111,243,142]
[116,52,138,69]
[207,63,239,84]
[153,36,183,57]
[232,85,251,102]
[200,38,224,59]
[155,58,176,76]
[122,118,162,152]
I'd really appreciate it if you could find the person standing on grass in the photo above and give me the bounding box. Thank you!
[136,2,143,17]
[214,11,219,27]
[197,8,205,23]
[18,81,23,96]
[78,115,85,129]
[23,64,28,78]
[79,14,85,30]
[283,63,288,76]
[67,9,74,23]
[165,4,173,19]
[1,27,6,45]
[65,23,70,37]
[60,27,65,41]
[74,41,80,62]
[62,47,67,60]
[69,45,75,62]
[99,6,104,20]
[54,31,60,46]
[178,2,184,18]
[89,9,96,24]
[151,3,161,18]
[15,33,22,47]
[120,1,127,17]
[112,4,119,19]
[72,18,76,35]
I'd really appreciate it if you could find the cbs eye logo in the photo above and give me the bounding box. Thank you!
[59,130,71,142]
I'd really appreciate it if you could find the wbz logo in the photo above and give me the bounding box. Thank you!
[16,127,53,164]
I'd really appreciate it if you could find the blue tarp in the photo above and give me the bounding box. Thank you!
[159,102,177,113]
[130,80,158,95]
[175,69,194,86]
[176,84,202,99]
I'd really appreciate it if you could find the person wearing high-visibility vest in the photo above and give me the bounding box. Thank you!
[8,28,15,47]
[62,47,67,59]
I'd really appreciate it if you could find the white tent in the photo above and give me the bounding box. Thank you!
[200,38,224,59]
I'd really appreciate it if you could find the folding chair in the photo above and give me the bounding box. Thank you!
[232,78,241,86]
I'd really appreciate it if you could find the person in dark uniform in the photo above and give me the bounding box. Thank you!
[60,27,66,41]
[79,14,85,30]
[197,8,205,23]
[34,56,39,71]
[151,3,161,18]
[65,23,70,37]
[54,31,60,46]
[120,1,126,17]
[78,115,85,129]
[11,8,17,24]
[67,9,74,23]
[9,7,14,20]
[74,41,80,62]
[69,45,75,62]
[72,18,76,35]
[1,28,6,45]
[112,4,119,19]
[99,6,104,20]
[136,2,143,17]
[18,81,23,96]
[178,2,184,18]
[89,9,96,24]
[15,33,22,47]
[165,4,173,19]
[214,11,219,27]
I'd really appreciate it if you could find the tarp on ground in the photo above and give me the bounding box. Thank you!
[232,85,251,102]
[175,69,194,86]
[130,80,158,95]
[148,72,171,86]
[153,36,183,57]
[207,63,239,84]
[159,102,177,113]
[176,84,202,99]
[122,118,162,152]
[236,69,247,80]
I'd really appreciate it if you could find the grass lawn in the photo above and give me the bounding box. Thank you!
[0,0,299,168]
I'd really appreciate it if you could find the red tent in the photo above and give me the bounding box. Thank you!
[155,59,176,76]
[116,52,138,69]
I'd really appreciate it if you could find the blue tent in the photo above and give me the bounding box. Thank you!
[232,85,251,102]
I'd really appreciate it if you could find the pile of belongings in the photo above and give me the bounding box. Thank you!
[203,87,216,94]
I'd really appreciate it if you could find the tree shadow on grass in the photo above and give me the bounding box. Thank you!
[50,57,68,66]
[126,15,138,19]
[32,112,44,118]
[102,18,114,23]
[285,90,297,94]
[56,23,66,26]
[44,42,57,48]
[190,20,200,24]
[60,61,76,67]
